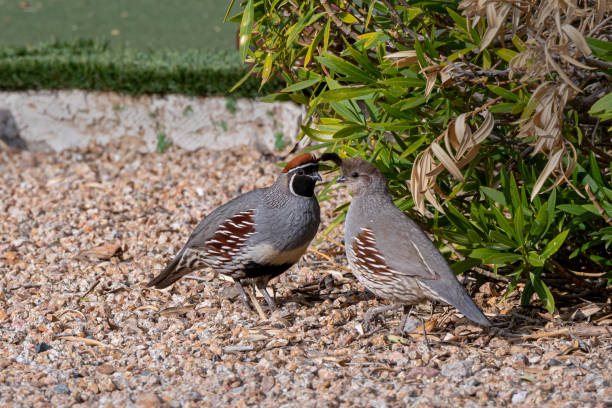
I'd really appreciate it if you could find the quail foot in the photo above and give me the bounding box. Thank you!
[335,157,491,333]
[147,152,340,314]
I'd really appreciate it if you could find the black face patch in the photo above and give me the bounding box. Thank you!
[290,174,317,197]
[289,162,319,175]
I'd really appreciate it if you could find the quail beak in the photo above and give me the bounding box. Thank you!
[312,172,323,182]
[336,174,347,183]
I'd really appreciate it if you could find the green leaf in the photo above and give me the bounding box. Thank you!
[238,0,254,62]
[364,0,376,28]
[446,7,467,31]
[338,11,359,24]
[323,18,331,52]
[229,67,255,93]
[496,48,518,62]
[482,252,522,265]
[469,248,501,260]
[399,95,427,109]
[488,102,517,113]
[305,27,324,67]
[509,173,521,210]
[589,151,605,186]
[358,31,384,49]
[320,86,377,102]
[281,78,321,93]
[589,92,612,121]
[490,230,517,248]
[541,230,569,259]
[585,37,612,61]
[480,186,507,205]
[451,258,481,275]
[491,204,515,240]
[316,54,373,83]
[223,0,236,22]
[532,204,549,238]
[447,204,481,235]
[260,53,274,85]
[530,272,555,314]
[387,334,409,344]
[379,77,426,88]
[487,85,520,101]
[332,124,367,139]
[527,251,544,267]
[400,135,427,158]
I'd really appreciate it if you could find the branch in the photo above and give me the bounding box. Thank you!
[379,0,418,41]
[320,0,360,41]
[585,184,612,228]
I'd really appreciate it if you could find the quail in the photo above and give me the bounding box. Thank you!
[335,157,491,331]
[147,152,340,312]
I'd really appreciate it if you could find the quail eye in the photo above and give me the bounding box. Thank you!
[297,169,305,175]
[351,172,359,178]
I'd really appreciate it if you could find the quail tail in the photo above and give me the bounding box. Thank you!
[147,250,192,289]
[444,288,491,327]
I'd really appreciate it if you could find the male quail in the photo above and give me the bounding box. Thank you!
[336,157,491,331]
[147,152,340,311]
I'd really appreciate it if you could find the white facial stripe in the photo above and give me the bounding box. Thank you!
[287,162,318,173]
[289,172,297,196]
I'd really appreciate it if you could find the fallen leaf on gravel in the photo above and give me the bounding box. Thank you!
[77,242,122,261]
[405,366,440,379]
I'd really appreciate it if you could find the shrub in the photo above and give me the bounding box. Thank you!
[227,0,612,312]
[0,39,283,97]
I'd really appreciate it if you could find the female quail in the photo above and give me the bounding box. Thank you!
[336,157,491,330]
[147,152,340,311]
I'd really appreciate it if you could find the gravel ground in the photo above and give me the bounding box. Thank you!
[1,141,611,407]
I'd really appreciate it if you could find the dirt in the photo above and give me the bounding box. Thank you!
[0,142,610,407]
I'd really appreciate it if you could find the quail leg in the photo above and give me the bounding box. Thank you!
[255,280,277,311]
[234,281,253,312]
[363,304,402,332]
[397,304,414,336]
[419,316,431,350]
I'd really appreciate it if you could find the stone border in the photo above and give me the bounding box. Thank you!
[0,90,303,153]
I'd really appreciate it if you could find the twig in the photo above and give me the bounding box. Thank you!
[568,270,607,278]
[56,309,86,320]
[549,258,584,285]
[584,56,612,70]
[585,184,612,227]
[472,267,511,282]
[307,248,353,273]
[56,336,111,348]
[246,288,268,321]
[80,279,100,299]
[223,345,255,354]
[508,325,612,342]
[7,284,41,291]
[321,234,345,249]
[467,83,528,118]
[183,275,209,282]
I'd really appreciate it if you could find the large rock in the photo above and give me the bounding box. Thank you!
[0,90,303,153]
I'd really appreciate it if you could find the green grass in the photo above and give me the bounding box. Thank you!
[0,0,236,51]
[0,40,282,97]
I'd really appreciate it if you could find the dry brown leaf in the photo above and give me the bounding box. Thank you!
[561,24,592,55]
[480,3,511,50]
[430,142,465,182]
[384,50,419,67]
[424,71,437,97]
[77,242,122,261]
[531,147,564,200]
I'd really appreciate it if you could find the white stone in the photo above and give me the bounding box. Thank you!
[0,90,303,153]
